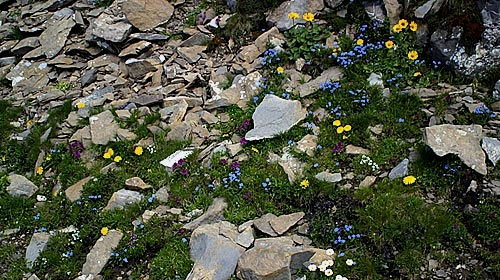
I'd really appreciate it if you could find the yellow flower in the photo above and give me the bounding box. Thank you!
[103,152,111,159]
[113,156,122,163]
[336,126,344,134]
[302,12,314,22]
[134,146,143,156]
[251,147,259,153]
[343,125,352,132]
[36,166,43,175]
[385,40,394,49]
[413,72,422,77]
[410,21,418,31]
[1,155,5,161]
[403,175,416,185]
[408,50,418,60]
[288,12,299,20]
[45,154,51,161]
[147,168,152,173]
[398,19,408,29]
[107,148,114,156]
[356,39,364,46]
[333,120,341,127]
[222,133,229,137]
[76,102,85,109]
[392,24,402,33]
[277,66,284,73]
[26,120,32,128]
[300,179,310,188]
[101,227,109,236]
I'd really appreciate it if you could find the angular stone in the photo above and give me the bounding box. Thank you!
[206,72,262,110]
[236,226,255,248]
[269,151,306,184]
[159,100,189,124]
[482,137,500,166]
[160,148,195,172]
[359,176,377,188]
[178,45,206,64]
[253,213,278,237]
[6,60,50,93]
[267,0,324,31]
[81,68,98,87]
[125,177,152,190]
[424,124,487,175]
[89,110,118,145]
[122,0,174,31]
[388,158,409,180]
[315,171,342,183]
[245,95,306,141]
[81,230,123,276]
[7,174,38,198]
[125,58,156,80]
[166,121,193,141]
[26,232,51,269]
[39,13,75,59]
[299,67,343,97]
[383,0,402,26]
[295,134,318,156]
[368,72,383,87]
[183,197,228,231]
[130,94,163,106]
[118,41,152,57]
[104,189,144,211]
[11,37,39,56]
[91,12,132,43]
[345,144,370,155]
[65,176,92,202]
[155,186,170,203]
[270,212,305,235]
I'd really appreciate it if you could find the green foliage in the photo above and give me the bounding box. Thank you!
[55,81,74,92]
[285,24,331,60]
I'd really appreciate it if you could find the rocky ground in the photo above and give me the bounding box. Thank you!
[1,0,500,279]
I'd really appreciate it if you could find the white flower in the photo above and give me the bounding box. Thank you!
[319,264,327,272]
[308,264,317,271]
[342,277,348,280]
[322,260,330,267]
[327,259,334,266]
[335,275,343,280]
[326,248,335,256]
[325,269,333,276]
[346,259,354,266]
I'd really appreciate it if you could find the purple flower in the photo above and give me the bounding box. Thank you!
[180,168,188,176]
[230,161,240,169]
[240,138,248,145]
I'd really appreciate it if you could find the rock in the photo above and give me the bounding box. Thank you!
[183,197,228,231]
[104,189,144,211]
[368,73,383,87]
[269,151,306,184]
[415,0,445,18]
[178,45,206,64]
[235,226,255,248]
[166,121,192,141]
[359,176,376,188]
[39,12,75,59]
[118,41,152,57]
[78,86,114,108]
[295,135,318,156]
[130,33,170,41]
[424,124,487,175]
[345,145,370,155]
[245,95,307,141]
[253,213,278,237]
[186,223,244,280]
[130,94,163,106]
[383,0,402,26]
[299,67,343,97]
[482,137,500,166]
[81,230,123,276]
[91,12,132,43]
[388,158,409,179]
[65,176,93,202]
[206,72,262,109]
[89,110,118,145]
[125,177,152,190]
[26,232,51,268]
[315,171,342,183]
[122,0,174,31]
[7,174,38,198]
[160,148,195,172]
[270,212,305,235]
[6,60,50,93]
[11,37,40,56]
[180,32,213,47]
[325,0,343,9]
[159,100,189,124]
[267,0,324,31]
[155,186,170,203]
[125,58,157,80]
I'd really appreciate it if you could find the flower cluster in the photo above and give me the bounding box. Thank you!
[332,120,352,136]
[103,148,122,163]
[474,104,496,118]
[69,140,84,159]
[360,155,379,172]
[326,102,345,117]
[392,19,417,33]
[172,159,188,176]
[288,12,314,22]
[320,81,341,93]
[260,48,281,67]
[349,89,370,107]
[222,163,244,189]
[261,177,271,191]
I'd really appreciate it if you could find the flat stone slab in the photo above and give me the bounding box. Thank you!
[160,148,195,172]
[81,230,123,276]
[7,174,38,198]
[482,137,500,166]
[104,189,144,211]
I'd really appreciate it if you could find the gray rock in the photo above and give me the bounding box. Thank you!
[118,41,152,57]
[0,56,16,67]
[11,37,40,56]
[129,33,170,41]
[81,230,123,276]
[388,158,409,179]
[187,223,244,280]
[159,100,189,124]
[325,0,343,9]
[7,174,38,198]
[315,171,342,183]
[65,176,92,202]
[253,213,278,237]
[79,86,114,108]
[180,32,213,47]
[424,124,487,175]
[245,95,307,141]
[166,121,192,141]
[129,94,163,106]
[183,197,228,231]
[482,137,500,166]
[26,232,51,268]
[125,177,152,190]
[91,12,132,43]
[81,69,98,87]
[383,0,402,26]
[359,176,377,188]
[236,226,255,248]
[39,13,75,59]
[122,0,174,31]
[6,60,50,93]
[178,45,206,64]
[268,151,306,184]
[270,212,305,235]
[267,0,324,31]
[104,189,144,211]
[299,67,343,97]
[154,186,170,203]
[345,144,370,155]
[364,0,386,22]
[206,72,262,110]
[89,110,118,145]
[415,0,446,18]
[160,148,195,172]
[368,73,383,87]
[125,58,157,80]
[295,134,318,156]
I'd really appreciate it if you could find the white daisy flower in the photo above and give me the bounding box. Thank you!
[325,269,333,276]
[322,260,330,267]
[319,264,327,272]
[346,259,354,266]
[308,264,317,271]
[327,259,334,266]
[326,248,335,256]
[335,275,343,280]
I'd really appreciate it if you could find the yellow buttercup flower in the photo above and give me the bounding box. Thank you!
[134,146,143,156]
[342,135,348,139]
[356,39,364,46]
[113,156,122,163]
[107,148,114,156]
[398,19,408,29]
[45,154,51,161]
[392,24,402,33]
[403,175,416,185]
[343,125,352,132]
[413,72,422,77]
[26,120,32,128]
[76,102,85,109]
[333,120,341,127]
[101,227,109,236]
[103,152,111,159]
[36,166,43,175]
[408,50,418,60]
[336,126,344,134]
[410,21,418,31]
[300,179,310,188]
[277,66,284,73]
[251,147,259,153]
[302,12,314,22]
[288,12,299,20]
[385,40,394,49]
